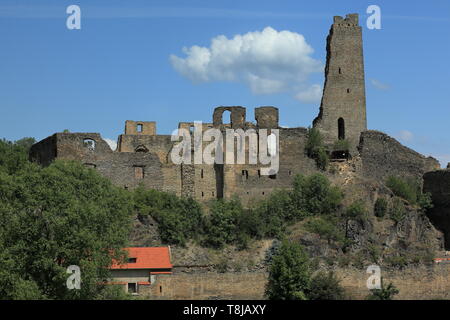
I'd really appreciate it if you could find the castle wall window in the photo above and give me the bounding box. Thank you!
[83,139,96,151]
[269,174,277,180]
[242,170,249,180]
[222,110,231,124]
[347,88,350,93]
[339,67,342,74]
[338,118,345,140]
[137,124,143,133]
[135,145,149,153]
[201,169,204,179]
[134,166,144,179]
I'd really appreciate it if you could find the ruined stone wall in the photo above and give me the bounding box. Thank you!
[137,265,450,300]
[359,130,440,182]
[313,14,367,154]
[424,170,450,249]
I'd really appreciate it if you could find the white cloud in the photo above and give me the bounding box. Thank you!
[170,27,323,102]
[294,84,322,103]
[396,130,414,143]
[370,78,390,91]
[104,138,117,151]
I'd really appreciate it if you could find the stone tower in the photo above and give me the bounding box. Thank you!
[313,13,367,154]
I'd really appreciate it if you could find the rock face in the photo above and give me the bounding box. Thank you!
[424,170,450,248]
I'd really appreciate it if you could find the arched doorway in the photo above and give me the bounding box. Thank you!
[338,118,345,140]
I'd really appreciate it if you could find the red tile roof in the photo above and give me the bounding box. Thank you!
[110,247,173,270]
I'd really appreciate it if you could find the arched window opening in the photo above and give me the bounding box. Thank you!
[83,139,96,151]
[338,118,345,140]
[222,110,231,124]
[135,145,149,153]
[137,124,143,133]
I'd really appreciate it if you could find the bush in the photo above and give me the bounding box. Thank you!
[203,198,242,249]
[332,139,350,152]
[292,174,343,217]
[366,280,399,300]
[386,176,419,204]
[305,127,329,170]
[390,197,407,224]
[265,241,312,300]
[309,271,345,300]
[133,187,203,246]
[345,200,367,223]
[374,198,388,218]
[305,217,343,244]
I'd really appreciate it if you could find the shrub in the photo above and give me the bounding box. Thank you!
[309,271,345,300]
[390,197,407,224]
[386,176,419,204]
[366,280,399,300]
[305,217,343,244]
[265,241,312,300]
[374,198,388,218]
[305,127,329,170]
[332,139,350,152]
[203,198,242,248]
[345,200,367,223]
[292,174,343,216]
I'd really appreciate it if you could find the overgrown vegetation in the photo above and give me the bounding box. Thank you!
[306,127,329,170]
[374,198,388,218]
[366,279,399,300]
[265,241,345,300]
[386,176,433,211]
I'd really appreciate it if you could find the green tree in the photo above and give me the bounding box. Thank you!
[0,159,133,299]
[265,241,312,300]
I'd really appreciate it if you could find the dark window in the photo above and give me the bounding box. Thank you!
[258,170,261,178]
[347,88,350,93]
[269,174,277,180]
[338,67,342,74]
[242,170,249,180]
[134,166,144,179]
[160,286,163,294]
[338,118,345,140]
[201,192,204,197]
[201,169,204,179]
[128,257,137,263]
[128,283,137,294]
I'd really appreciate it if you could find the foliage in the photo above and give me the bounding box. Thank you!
[133,186,203,246]
[390,197,407,224]
[0,155,133,299]
[366,280,399,300]
[305,127,329,170]
[203,198,243,249]
[386,176,420,204]
[309,271,345,300]
[292,174,343,216]
[418,192,434,211]
[305,217,343,244]
[0,138,35,175]
[374,198,388,218]
[265,241,312,300]
[332,139,350,152]
[345,200,367,224]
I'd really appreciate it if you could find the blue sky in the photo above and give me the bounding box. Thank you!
[1,0,450,166]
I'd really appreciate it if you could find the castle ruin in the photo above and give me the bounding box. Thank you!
[29,14,439,204]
